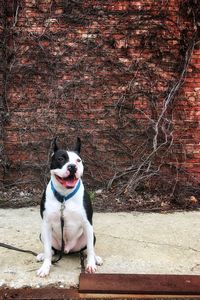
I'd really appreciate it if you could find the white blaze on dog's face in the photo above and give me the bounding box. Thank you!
[50,150,84,189]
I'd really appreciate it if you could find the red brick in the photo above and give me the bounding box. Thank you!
[1,0,200,190]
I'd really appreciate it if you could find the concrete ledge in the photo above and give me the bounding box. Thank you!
[0,207,200,288]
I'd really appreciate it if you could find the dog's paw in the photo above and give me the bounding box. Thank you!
[95,255,103,266]
[37,260,51,277]
[36,253,45,262]
[86,263,97,273]
[86,257,97,273]
[37,265,50,277]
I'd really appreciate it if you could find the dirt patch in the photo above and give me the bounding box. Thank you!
[92,188,200,213]
[0,187,41,209]
[0,185,199,212]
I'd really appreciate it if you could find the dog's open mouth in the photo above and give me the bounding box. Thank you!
[55,175,78,188]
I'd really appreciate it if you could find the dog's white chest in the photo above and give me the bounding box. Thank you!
[46,196,85,242]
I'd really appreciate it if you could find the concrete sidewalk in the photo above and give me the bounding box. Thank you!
[0,207,200,288]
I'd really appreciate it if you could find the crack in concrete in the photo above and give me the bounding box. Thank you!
[99,233,200,253]
[190,263,200,271]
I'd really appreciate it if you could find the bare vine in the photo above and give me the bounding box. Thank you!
[109,31,197,194]
[0,0,200,206]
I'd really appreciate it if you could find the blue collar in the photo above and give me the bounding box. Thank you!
[51,179,81,203]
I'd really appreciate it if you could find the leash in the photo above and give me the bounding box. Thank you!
[0,242,37,257]
[52,203,65,264]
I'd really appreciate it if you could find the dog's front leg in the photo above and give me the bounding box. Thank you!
[37,219,52,277]
[84,221,96,273]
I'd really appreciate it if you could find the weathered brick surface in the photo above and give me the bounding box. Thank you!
[172,47,200,182]
[0,0,200,192]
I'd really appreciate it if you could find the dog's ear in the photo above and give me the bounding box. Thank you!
[74,137,81,154]
[52,137,59,153]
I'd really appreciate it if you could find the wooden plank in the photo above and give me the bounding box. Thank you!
[79,293,200,299]
[79,274,200,295]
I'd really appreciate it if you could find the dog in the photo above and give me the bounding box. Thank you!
[37,137,102,277]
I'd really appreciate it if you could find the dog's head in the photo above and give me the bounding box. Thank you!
[50,137,83,189]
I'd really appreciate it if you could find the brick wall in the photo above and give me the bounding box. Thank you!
[173,47,200,182]
[0,0,199,193]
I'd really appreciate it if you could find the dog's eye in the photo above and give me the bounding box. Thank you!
[58,157,65,162]
[77,158,81,163]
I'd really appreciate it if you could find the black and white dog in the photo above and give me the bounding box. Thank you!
[37,138,102,277]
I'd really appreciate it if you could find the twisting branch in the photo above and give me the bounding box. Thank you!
[108,28,198,194]
[153,33,197,151]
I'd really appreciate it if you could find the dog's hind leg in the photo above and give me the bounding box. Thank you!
[95,255,103,266]
[36,252,45,262]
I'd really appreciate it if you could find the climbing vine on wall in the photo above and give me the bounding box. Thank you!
[0,0,200,204]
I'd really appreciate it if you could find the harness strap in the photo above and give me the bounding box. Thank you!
[50,179,81,203]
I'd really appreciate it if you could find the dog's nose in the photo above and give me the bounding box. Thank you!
[67,164,77,174]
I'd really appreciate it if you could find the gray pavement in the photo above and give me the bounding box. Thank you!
[0,207,200,288]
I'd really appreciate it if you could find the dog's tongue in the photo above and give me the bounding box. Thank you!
[64,178,78,188]
[56,175,78,188]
